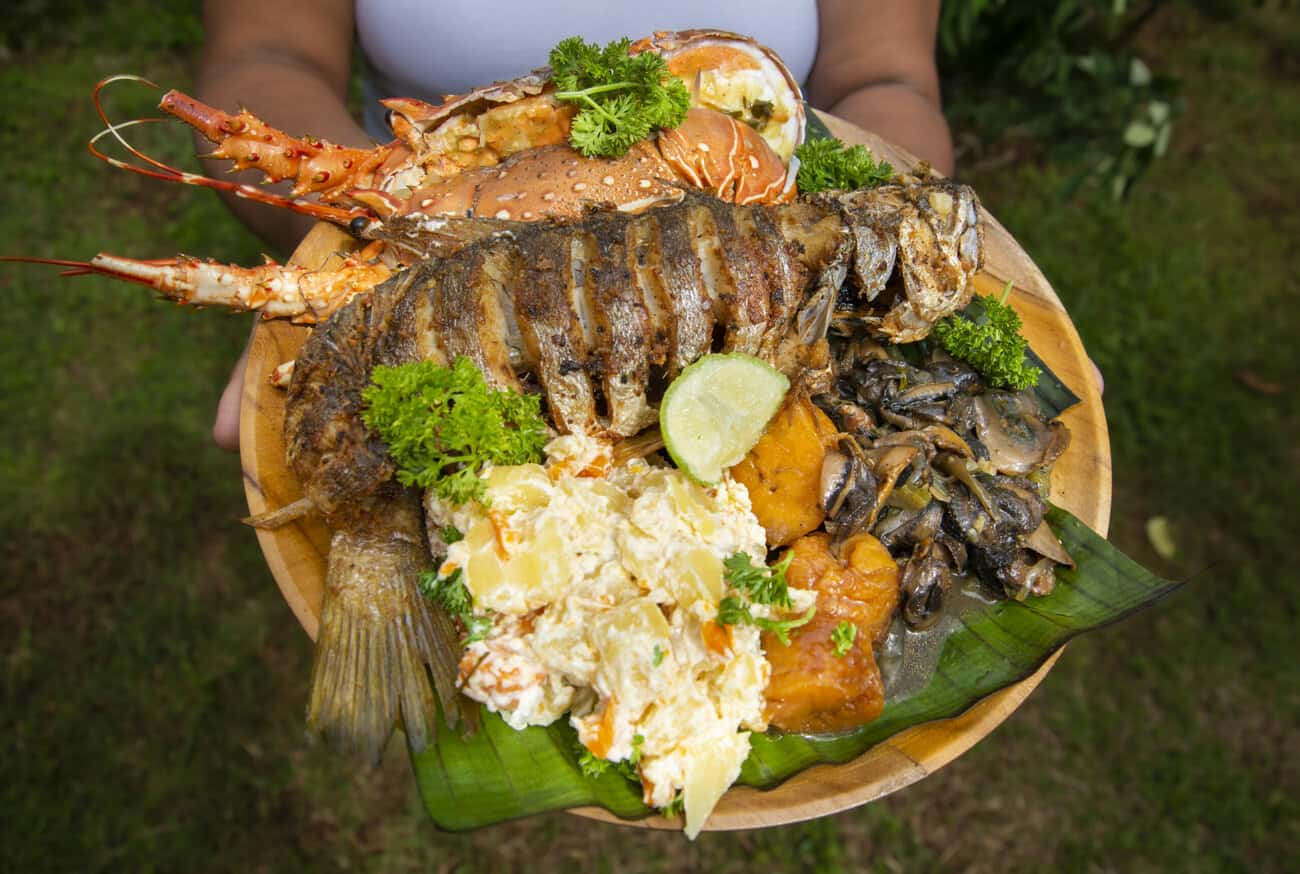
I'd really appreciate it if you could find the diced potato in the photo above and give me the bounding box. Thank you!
[591,597,673,707]
[729,394,838,547]
[579,478,631,515]
[683,731,749,838]
[464,517,495,552]
[464,517,568,612]
[466,548,504,602]
[672,547,725,609]
[667,477,719,538]
[484,463,553,510]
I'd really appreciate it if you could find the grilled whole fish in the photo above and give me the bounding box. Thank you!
[288,180,983,516]
[279,180,982,758]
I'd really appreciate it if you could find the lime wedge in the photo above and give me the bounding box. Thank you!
[659,354,789,484]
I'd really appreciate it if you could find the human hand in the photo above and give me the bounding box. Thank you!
[213,334,251,451]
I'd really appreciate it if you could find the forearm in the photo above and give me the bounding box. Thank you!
[827,82,953,175]
[193,0,360,255]
[808,1,952,175]
[193,55,369,254]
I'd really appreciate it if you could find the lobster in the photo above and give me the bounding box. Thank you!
[93,30,805,237]
[2,29,984,761]
[37,31,806,326]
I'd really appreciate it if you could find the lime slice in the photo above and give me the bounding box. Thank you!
[659,354,789,484]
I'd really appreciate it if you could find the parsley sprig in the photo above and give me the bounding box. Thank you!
[718,597,816,646]
[831,621,857,657]
[550,36,691,158]
[716,551,814,645]
[723,552,794,607]
[361,357,549,505]
[418,566,492,643]
[575,734,642,782]
[933,280,1043,390]
[794,137,894,193]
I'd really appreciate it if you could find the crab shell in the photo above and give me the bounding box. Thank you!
[378,29,807,192]
[630,29,807,164]
[348,107,794,231]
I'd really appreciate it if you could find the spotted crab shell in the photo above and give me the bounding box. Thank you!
[382,31,807,167]
[630,29,807,165]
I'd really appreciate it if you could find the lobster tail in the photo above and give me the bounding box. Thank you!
[306,492,466,762]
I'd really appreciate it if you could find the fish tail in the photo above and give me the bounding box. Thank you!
[306,493,469,762]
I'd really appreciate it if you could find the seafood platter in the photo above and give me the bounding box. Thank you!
[19,31,1174,836]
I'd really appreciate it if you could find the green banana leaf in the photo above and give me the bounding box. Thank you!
[410,506,1180,830]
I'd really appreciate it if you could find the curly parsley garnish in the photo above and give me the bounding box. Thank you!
[723,551,794,608]
[575,735,641,782]
[361,357,549,505]
[831,621,858,657]
[933,280,1042,390]
[550,36,691,158]
[716,551,813,645]
[417,566,492,643]
[660,793,685,818]
[794,137,894,193]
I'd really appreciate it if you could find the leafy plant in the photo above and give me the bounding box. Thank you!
[939,0,1181,197]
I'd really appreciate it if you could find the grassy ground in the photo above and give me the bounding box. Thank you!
[1,4,1296,872]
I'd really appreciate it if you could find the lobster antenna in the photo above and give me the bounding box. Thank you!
[92,75,182,178]
[86,77,372,227]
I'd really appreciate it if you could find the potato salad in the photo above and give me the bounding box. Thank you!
[426,434,813,837]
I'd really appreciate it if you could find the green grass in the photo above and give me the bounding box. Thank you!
[1,4,1296,872]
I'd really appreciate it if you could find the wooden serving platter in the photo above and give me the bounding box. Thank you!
[239,115,1111,831]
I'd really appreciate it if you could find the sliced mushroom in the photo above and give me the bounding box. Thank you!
[920,423,973,458]
[875,501,943,551]
[934,452,997,517]
[831,400,876,437]
[863,443,922,523]
[925,356,984,394]
[992,553,1058,600]
[891,381,957,409]
[820,447,879,540]
[971,392,1071,476]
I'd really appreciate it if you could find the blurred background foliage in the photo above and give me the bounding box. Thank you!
[940,0,1184,197]
[1,1,1297,872]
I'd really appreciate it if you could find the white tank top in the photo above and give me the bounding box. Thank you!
[355,0,819,139]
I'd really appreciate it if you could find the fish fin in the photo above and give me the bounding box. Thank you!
[356,211,520,261]
[306,499,467,760]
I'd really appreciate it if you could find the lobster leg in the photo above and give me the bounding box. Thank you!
[158,89,409,200]
[2,242,392,324]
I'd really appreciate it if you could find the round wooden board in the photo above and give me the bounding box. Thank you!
[240,114,1111,832]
